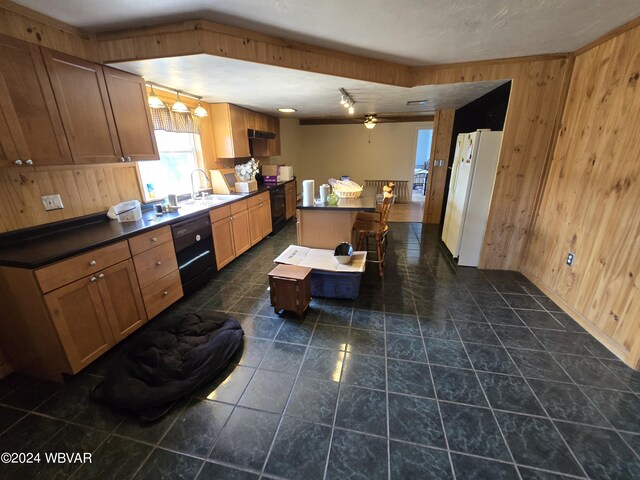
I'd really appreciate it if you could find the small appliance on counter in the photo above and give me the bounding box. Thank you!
[107,200,142,223]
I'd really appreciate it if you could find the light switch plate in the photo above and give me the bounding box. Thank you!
[41,194,64,211]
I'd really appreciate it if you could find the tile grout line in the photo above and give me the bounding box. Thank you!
[444,297,524,480]
[484,288,591,479]
[418,257,458,480]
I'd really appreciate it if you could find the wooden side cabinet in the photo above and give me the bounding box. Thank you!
[268,264,312,317]
[210,103,250,158]
[285,181,297,220]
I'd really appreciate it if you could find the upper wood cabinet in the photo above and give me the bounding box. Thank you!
[103,67,159,161]
[42,48,122,164]
[210,103,250,158]
[0,34,72,167]
[268,116,281,156]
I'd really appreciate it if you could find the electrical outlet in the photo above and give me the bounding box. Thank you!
[41,194,64,211]
[566,252,574,266]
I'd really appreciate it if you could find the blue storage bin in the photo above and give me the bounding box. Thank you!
[310,270,362,299]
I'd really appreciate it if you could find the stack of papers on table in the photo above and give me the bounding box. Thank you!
[274,245,366,273]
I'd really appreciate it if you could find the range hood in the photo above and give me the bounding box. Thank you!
[248,129,276,140]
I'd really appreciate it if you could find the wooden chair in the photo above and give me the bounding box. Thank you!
[353,195,393,277]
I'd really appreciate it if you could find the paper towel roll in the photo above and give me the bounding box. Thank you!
[302,179,315,207]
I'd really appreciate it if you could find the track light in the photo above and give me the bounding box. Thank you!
[171,92,189,113]
[193,98,209,117]
[339,88,355,114]
[147,84,166,109]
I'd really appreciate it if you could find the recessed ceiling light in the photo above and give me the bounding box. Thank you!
[278,108,297,113]
[406,99,429,106]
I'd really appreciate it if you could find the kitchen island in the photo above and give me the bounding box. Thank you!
[296,186,377,249]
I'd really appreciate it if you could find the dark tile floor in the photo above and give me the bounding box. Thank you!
[1,221,640,479]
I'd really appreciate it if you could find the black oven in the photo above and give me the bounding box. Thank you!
[171,214,216,296]
[269,184,286,235]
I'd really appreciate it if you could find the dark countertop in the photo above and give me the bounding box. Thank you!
[0,180,295,269]
[296,185,377,211]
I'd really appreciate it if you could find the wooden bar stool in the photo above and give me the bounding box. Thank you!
[352,195,393,277]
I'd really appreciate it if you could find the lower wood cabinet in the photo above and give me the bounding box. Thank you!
[211,199,252,270]
[285,181,297,220]
[44,259,146,370]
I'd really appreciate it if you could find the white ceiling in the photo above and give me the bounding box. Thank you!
[111,55,507,117]
[15,0,640,117]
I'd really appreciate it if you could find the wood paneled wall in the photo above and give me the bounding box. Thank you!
[0,0,99,61]
[413,57,573,270]
[0,164,141,232]
[423,109,454,224]
[522,23,640,366]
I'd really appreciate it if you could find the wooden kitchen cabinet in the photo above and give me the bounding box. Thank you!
[103,66,159,161]
[210,103,250,158]
[129,226,183,319]
[267,116,281,156]
[248,193,272,244]
[44,273,115,371]
[212,216,236,269]
[231,202,252,255]
[285,181,297,220]
[42,48,122,164]
[210,199,252,269]
[0,34,72,167]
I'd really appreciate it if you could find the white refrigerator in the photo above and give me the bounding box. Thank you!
[442,129,503,267]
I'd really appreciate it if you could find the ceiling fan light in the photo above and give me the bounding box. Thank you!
[364,114,377,129]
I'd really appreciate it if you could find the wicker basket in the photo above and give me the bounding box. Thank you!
[334,188,362,198]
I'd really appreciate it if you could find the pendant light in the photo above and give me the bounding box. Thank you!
[147,85,166,109]
[193,97,209,117]
[171,92,189,113]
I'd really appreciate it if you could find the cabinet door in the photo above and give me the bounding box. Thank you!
[212,217,236,269]
[229,105,250,157]
[231,208,252,256]
[42,48,122,164]
[260,198,273,237]
[103,66,159,161]
[0,35,71,167]
[97,259,147,342]
[267,116,281,156]
[248,204,263,245]
[285,184,294,220]
[44,275,115,372]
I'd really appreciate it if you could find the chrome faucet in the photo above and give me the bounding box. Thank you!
[191,169,211,200]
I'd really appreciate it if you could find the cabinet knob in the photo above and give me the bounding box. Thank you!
[151,237,157,242]
[90,276,97,282]
[156,260,162,266]
[25,159,33,165]
[120,157,126,162]
[127,156,132,162]
[89,260,97,266]
[14,159,22,166]
[163,291,169,296]
[98,273,105,279]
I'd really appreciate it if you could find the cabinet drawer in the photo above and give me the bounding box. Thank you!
[133,242,179,289]
[128,226,172,255]
[36,241,130,293]
[230,199,248,215]
[210,205,231,223]
[141,270,183,319]
[247,193,269,208]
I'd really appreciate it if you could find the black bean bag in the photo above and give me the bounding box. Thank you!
[90,311,244,421]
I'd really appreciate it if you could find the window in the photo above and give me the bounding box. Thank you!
[138,131,201,202]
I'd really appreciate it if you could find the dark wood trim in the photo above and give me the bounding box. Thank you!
[300,115,434,126]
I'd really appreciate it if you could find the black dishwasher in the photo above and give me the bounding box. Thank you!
[171,214,216,296]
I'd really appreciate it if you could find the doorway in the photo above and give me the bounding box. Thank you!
[389,127,432,222]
